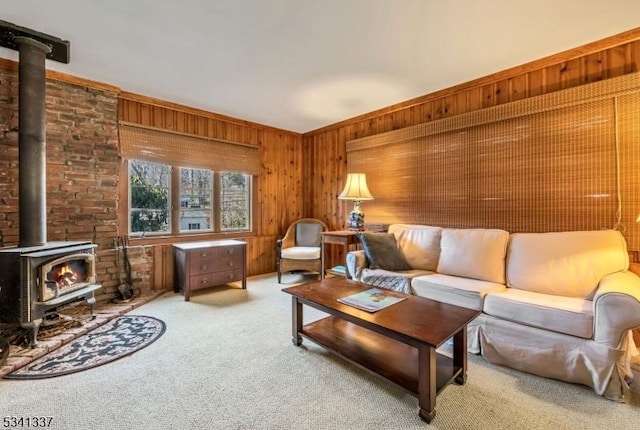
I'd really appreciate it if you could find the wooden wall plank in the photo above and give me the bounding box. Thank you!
[584,52,604,83]
[511,74,527,101]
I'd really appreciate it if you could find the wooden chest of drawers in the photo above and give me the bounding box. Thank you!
[173,239,247,301]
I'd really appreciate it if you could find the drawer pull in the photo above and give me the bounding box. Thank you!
[228,261,234,267]
[200,265,209,271]
[200,278,209,284]
[228,249,235,255]
[200,253,208,257]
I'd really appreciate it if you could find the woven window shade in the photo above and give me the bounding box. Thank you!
[346,73,640,248]
[119,123,261,175]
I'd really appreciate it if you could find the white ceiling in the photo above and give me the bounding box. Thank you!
[1,1,640,133]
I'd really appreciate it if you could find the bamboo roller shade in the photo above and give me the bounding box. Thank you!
[346,73,640,250]
[118,122,261,175]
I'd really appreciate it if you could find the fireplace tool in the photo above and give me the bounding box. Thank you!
[115,236,133,301]
[0,335,9,367]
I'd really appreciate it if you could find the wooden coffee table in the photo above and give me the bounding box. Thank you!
[282,277,481,423]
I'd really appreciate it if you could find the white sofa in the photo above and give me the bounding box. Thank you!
[346,224,640,401]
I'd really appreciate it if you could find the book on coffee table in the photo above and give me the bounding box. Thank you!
[338,288,407,312]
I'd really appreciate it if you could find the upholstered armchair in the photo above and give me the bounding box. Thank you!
[276,218,327,283]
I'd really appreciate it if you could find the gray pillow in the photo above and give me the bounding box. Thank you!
[358,233,412,271]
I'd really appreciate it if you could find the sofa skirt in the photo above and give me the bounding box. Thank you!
[469,314,636,401]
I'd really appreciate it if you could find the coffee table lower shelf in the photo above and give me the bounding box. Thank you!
[301,316,461,397]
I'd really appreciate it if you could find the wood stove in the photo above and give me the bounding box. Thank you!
[0,242,101,346]
[0,25,101,346]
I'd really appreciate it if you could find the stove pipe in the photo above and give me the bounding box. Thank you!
[15,36,51,247]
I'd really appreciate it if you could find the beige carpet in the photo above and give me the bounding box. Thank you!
[1,273,639,429]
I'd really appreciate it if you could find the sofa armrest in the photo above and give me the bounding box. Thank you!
[346,250,368,281]
[593,271,640,347]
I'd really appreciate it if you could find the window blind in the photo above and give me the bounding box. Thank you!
[119,122,261,175]
[345,72,640,247]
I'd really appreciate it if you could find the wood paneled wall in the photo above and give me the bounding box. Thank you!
[303,28,640,266]
[118,92,304,285]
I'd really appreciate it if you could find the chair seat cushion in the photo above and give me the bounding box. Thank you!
[411,273,506,310]
[281,246,320,260]
[484,289,593,339]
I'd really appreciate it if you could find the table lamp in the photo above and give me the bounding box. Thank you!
[339,173,373,230]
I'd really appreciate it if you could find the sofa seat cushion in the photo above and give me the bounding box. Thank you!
[361,268,434,294]
[484,289,593,339]
[437,228,509,284]
[280,246,320,260]
[388,224,442,271]
[411,273,506,310]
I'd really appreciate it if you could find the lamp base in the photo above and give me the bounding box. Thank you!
[346,210,365,231]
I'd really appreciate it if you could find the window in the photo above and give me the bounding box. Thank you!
[221,172,251,231]
[128,160,252,235]
[120,124,259,236]
[129,160,171,234]
[179,168,213,233]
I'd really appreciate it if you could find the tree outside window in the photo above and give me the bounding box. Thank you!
[221,172,251,231]
[129,160,170,234]
[180,168,213,232]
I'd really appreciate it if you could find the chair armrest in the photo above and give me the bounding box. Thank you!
[346,250,368,281]
[279,231,295,250]
[593,271,640,347]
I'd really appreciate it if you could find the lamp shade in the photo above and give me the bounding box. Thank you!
[338,173,373,201]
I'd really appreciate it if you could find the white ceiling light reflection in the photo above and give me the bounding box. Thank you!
[293,75,411,123]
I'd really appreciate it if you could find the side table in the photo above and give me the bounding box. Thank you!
[320,231,360,279]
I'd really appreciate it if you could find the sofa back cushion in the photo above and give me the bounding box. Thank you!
[506,230,629,300]
[389,224,442,270]
[437,228,510,283]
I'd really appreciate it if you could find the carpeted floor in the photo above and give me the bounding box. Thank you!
[0,272,639,429]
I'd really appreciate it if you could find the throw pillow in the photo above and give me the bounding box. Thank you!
[358,232,412,271]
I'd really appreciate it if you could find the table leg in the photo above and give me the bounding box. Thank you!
[320,240,326,279]
[418,345,436,423]
[453,327,468,385]
[292,297,303,346]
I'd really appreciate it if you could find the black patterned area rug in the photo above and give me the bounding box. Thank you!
[4,315,166,379]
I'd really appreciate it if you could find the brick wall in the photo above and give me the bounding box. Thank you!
[0,66,19,242]
[0,65,154,302]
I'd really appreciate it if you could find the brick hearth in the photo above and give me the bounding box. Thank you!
[0,291,163,376]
